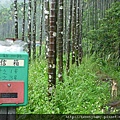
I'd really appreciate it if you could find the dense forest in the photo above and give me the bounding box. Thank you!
[0,0,120,116]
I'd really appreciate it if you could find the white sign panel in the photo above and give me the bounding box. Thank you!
[0,59,24,66]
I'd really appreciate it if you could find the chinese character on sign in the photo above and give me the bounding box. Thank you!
[13,60,19,66]
[0,59,6,66]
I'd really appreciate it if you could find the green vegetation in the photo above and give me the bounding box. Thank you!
[17,55,120,114]
[0,0,119,115]
[84,2,120,65]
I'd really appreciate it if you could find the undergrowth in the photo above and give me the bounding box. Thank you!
[17,55,120,114]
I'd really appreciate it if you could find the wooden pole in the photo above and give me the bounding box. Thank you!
[0,107,16,120]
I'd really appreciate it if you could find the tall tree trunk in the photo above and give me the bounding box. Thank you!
[94,0,98,30]
[94,0,98,55]
[71,0,76,64]
[58,0,63,82]
[22,0,26,41]
[14,0,18,39]
[44,0,49,58]
[28,0,32,61]
[48,0,57,98]
[75,0,79,66]
[66,0,72,74]
[63,0,67,54]
[91,0,95,54]
[86,0,89,55]
[78,0,83,64]
[39,0,44,56]
[33,0,37,60]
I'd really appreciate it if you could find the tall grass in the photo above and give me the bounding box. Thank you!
[17,55,120,114]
